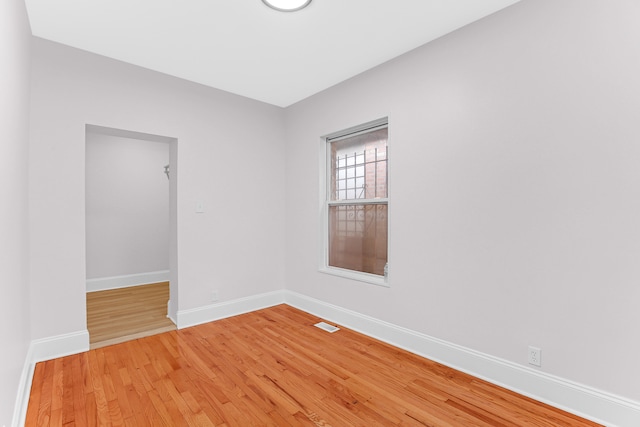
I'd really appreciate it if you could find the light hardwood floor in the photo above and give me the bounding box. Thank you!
[86,282,176,349]
[28,304,601,426]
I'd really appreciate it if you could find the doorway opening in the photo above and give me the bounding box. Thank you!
[85,125,178,349]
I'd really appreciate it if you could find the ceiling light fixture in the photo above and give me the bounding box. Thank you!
[262,0,312,12]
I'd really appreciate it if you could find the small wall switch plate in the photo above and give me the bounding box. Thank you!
[528,346,542,367]
[196,201,205,213]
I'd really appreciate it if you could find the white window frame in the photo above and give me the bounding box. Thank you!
[318,118,389,287]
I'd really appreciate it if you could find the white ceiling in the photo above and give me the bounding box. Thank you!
[24,0,520,107]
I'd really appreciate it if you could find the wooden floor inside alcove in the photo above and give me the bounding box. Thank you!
[86,281,176,349]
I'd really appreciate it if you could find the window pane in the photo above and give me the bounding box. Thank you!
[330,128,387,201]
[375,161,387,199]
[329,204,388,276]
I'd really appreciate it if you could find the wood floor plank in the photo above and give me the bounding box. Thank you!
[25,362,45,427]
[70,355,89,427]
[61,356,77,426]
[27,304,603,426]
[86,282,176,348]
[36,360,54,425]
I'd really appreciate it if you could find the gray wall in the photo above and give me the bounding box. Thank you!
[284,0,640,401]
[85,132,170,280]
[0,0,32,424]
[29,37,287,339]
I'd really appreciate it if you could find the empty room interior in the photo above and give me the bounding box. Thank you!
[2,0,640,426]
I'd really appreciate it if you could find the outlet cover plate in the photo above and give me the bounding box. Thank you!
[528,346,541,367]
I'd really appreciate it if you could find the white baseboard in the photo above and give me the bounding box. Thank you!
[29,330,90,363]
[12,345,34,427]
[176,290,285,329]
[167,299,177,325]
[86,270,170,293]
[283,290,640,427]
[12,330,90,427]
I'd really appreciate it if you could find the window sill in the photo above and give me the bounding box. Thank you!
[319,267,389,288]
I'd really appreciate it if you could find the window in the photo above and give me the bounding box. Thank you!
[322,120,388,284]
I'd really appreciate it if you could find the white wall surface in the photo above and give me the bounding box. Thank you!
[0,0,31,424]
[29,37,286,340]
[284,0,640,403]
[85,131,170,279]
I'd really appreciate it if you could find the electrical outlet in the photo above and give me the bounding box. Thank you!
[528,346,541,367]
[211,290,219,302]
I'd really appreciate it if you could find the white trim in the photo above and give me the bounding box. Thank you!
[318,266,389,287]
[167,299,178,325]
[29,330,90,363]
[13,345,35,427]
[324,118,388,142]
[86,270,170,293]
[175,290,285,329]
[283,290,640,427]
